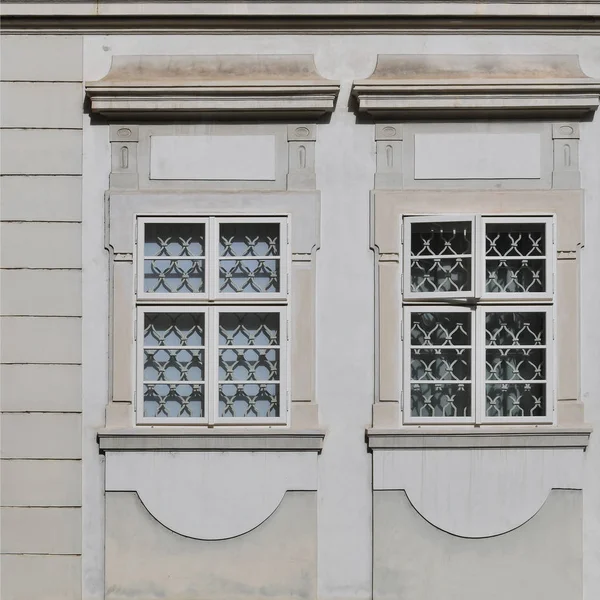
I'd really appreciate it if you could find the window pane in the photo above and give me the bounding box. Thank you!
[485,311,547,418]
[143,312,205,419]
[219,223,280,293]
[144,222,205,294]
[485,222,546,293]
[219,312,280,418]
[410,312,472,418]
[410,221,472,293]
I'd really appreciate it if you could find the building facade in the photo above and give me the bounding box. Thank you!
[1,2,600,599]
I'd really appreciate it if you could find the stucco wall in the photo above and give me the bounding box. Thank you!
[1,23,600,600]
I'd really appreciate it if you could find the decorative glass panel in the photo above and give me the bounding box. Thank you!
[410,312,472,418]
[485,222,546,294]
[143,312,205,418]
[219,312,280,417]
[219,223,280,293]
[485,311,546,417]
[144,222,205,294]
[410,221,472,294]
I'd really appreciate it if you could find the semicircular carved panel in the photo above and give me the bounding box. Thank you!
[105,451,317,540]
[373,447,584,538]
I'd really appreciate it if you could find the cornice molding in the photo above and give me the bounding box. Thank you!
[367,426,592,450]
[352,54,600,118]
[85,54,340,118]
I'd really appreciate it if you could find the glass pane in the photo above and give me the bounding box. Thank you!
[145,222,205,257]
[485,312,545,346]
[219,348,279,381]
[486,348,545,381]
[219,222,280,257]
[411,312,471,347]
[144,222,205,294]
[485,222,546,293]
[219,383,280,418]
[219,258,279,294]
[410,221,472,293]
[411,348,470,381]
[485,259,545,294]
[144,348,204,382]
[219,312,279,346]
[144,258,205,294]
[485,311,547,418]
[410,312,472,418]
[144,313,204,347]
[486,383,546,418]
[411,383,472,418]
[143,383,204,418]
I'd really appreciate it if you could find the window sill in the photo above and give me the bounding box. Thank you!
[98,427,326,452]
[366,425,592,450]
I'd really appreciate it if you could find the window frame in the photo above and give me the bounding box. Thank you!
[134,214,290,426]
[401,213,556,426]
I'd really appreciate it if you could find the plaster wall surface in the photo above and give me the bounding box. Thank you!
[80,32,600,600]
[0,24,598,600]
[374,489,583,600]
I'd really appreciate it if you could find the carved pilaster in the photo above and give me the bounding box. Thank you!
[375,124,403,189]
[552,123,580,189]
[110,125,139,190]
[287,124,316,190]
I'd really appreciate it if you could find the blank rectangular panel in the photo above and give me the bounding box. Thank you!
[414,133,541,180]
[150,135,276,181]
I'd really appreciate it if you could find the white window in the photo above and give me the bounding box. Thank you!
[402,215,555,424]
[136,216,289,425]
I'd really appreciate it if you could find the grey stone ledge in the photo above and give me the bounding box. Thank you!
[353,54,600,118]
[85,55,340,117]
[367,426,592,450]
[98,428,326,452]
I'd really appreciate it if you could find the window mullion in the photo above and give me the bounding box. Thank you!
[207,306,218,425]
[474,306,482,425]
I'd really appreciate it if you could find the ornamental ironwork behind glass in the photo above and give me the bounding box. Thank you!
[485,311,546,417]
[485,222,546,293]
[219,223,280,293]
[410,312,472,418]
[144,222,205,294]
[410,221,472,293]
[219,312,280,418]
[143,312,205,418]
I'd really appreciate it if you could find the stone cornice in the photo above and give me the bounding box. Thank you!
[98,428,326,452]
[367,426,592,450]
[353,54,600,118]
[85,54,340,118]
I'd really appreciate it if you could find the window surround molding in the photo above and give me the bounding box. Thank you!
[105,190,322,440]
[370,189,584,431]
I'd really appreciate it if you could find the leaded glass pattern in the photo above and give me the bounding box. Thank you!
[219,223,280,294]
[144,222,205,294]
[485,311,547,418]
[410,311,472,418]
[485,222,546,294]
[219,312,280,418]
[409,221,472,294]
[143,312,205,418]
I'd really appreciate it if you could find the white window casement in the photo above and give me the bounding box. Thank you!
[402,215,555,425]
[135,216,289,426]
